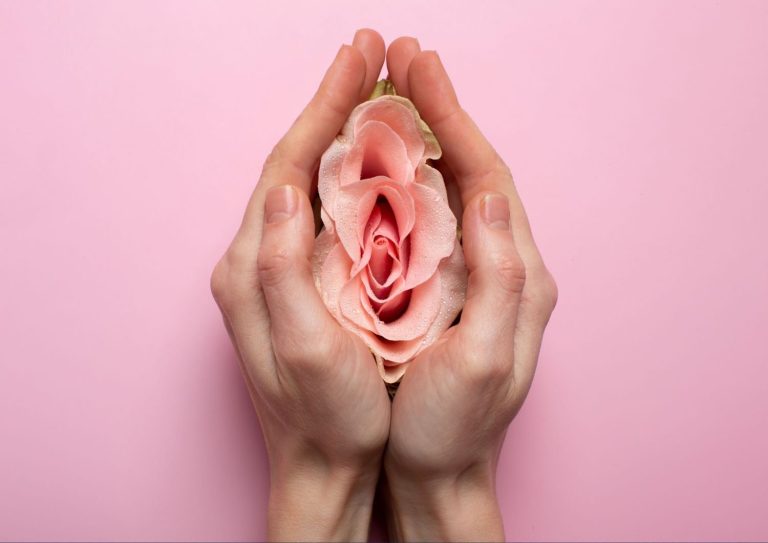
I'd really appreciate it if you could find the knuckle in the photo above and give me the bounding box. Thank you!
[493,253,527,295]
[263,145,283,173]
[210,257,243,311]
[312,85,350,119]
[262,144,294,179]
[275,326,339,374]
[262,142,311,181]
[209,259,229,303]
[210,247,260,311]
[256,246,294,288]
[495,157,513,179]
[523,266,559,322]
[543,271,559,311]
[457,332,512,385]
[464,349,512,386]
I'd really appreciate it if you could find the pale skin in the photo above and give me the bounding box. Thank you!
[211,29,557,542]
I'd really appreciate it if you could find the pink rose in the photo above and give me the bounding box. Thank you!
[312,93,468,383]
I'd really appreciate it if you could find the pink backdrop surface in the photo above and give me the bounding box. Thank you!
[1,1,767,541]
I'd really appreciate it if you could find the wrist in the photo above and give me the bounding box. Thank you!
[268,450,381,542]
[384,461,504,542]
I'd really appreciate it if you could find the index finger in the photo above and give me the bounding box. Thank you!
[231,44,368,252]
[267,44,368,191]
[406,50,541,252]
[407,51,508,207]
[214,44,370,384]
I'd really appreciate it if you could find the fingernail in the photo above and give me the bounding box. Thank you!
[481,193,510,231]
[265,185,298,224]
[399,36,420,50]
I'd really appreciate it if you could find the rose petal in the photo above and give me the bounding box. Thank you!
[369,237,393,284]
[398,181,457,291]
[341,120,413,185]
[414,163,448,202]
[373,201,399,242]
[374,290,410,322]
[361,273,400,306]
[312,228,340,289]
[355,207,381,274]
[317,241,354,320]
[343,271,442,343]
[335,177,415,264]
[313,94,467,385]
[368,238,402,292]
[319,96,443,224]
[377,358,409,383]
[374,272,441,339]
[353,96,441,167]
[375,238,467,382]
[338,276,376,334]
[358,330,424,364]
[320,205,335,234]
[317,138,351,224]
[413,238,467,348]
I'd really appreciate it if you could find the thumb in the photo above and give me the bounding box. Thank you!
[458,191,527,370]
[257,185,340,364]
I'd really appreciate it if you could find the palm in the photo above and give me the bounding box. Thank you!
[321,327,392,439]
[386,328,509,474]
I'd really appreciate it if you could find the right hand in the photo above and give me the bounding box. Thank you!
[211,30,392,542]
[382,38,559,541]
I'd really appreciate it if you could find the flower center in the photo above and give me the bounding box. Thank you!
[360,196,412,324]
[369,237,393,285]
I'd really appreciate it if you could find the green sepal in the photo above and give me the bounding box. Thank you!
[369,79,397,100]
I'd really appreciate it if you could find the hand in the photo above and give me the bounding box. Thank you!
[210,30,391,542]
[382,39,558,541]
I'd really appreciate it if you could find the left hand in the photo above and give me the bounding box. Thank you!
[380,38,559,541]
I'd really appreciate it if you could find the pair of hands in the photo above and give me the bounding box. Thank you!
[211,29,557,542]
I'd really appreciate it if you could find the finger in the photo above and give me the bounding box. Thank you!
[408,50,548,268]
[256,185,341,364]
[353,28,386,100]
[386,36,420,98]
[213,45,366,389]
[457,191,526,373]
[407,51,557,398]
[407,51,507,207]
[229,44,366,263]
[267,44,367,189]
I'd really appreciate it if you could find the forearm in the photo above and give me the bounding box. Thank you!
[268,459,379,542]
[384,465,505,542]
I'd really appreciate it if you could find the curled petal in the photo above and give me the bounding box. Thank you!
[344,271,442,343]
[399,181,457,291]
[375,238,467,381]
[414,162,449,202]
[361,272,403,305]
[318,96,442,222]
[318,138,351,224]
[378,358,409,383]
[312,228,340,290]
[341,120,413,185]
[352,96,441,167]
[316,241,354,321]
[313,93,467,384]
[335,176,415,264]
[368,237,394,285]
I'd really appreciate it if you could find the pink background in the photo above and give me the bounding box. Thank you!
[1,1,767,541]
